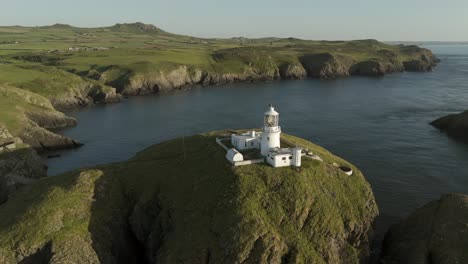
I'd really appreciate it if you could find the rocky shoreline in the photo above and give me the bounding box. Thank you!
[52,49,439,109]
[0,49,440,203]
[7,47,439,157]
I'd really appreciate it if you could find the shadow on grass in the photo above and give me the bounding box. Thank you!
[18,241,52,264]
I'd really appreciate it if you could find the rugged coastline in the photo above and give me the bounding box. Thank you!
[0,23,438,220]
[0,23,440,157]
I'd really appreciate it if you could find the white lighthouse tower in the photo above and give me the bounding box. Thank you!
[261,104,281,156]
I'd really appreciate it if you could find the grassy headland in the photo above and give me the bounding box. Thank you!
[0,131,378,263]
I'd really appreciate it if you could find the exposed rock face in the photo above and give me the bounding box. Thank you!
[279,63,307,79]
[380,193,468,264]
[0,132,378,264]
[88,86,122,104]
[300,53,356,79]
[0,85,81,152]
[430,110,468,140]
[0,125,46,204]
[18,119,81,152]
[50,83,121,109]
[350,60,405,76]
[76,47,439,104]
[403,52,440,72]
[122,66,205,95]
[26,111,77,130]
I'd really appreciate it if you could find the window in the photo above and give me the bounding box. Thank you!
[289,156,292,160]
[267,137,270,142]
[270,156,274,160]
[245,142,247,147]
[282,157,286,160]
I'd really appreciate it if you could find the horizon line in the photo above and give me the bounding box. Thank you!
[1,22,468,43]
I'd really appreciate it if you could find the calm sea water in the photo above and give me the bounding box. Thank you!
[47,45,468,235]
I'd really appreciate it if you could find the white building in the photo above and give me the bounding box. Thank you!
[265,147,302,167]
[226,148,243,162]
[226,105,303,168]
[231,130,261,151]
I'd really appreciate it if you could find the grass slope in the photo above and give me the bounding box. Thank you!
[0,131,378,263]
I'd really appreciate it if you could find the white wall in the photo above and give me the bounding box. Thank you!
[266,153,292,167]
[261,131,281,156]
[232,135,260,151]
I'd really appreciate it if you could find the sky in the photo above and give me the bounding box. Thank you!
[1,0,468,41]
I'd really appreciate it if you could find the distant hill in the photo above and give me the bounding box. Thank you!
[108,22,168,34]
[38,23,76,29]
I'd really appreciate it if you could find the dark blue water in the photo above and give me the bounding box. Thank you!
[47,45,468,234]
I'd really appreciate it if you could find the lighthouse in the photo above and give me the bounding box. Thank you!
[223,104,302,167]
[261,104,281,156]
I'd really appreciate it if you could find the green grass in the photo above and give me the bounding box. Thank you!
[0,131,378,263]
[0,62,91,97]
[0,84,54,133]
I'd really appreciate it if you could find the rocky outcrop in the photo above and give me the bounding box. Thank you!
[122,66,205,95]
[26,110,77,130]
[300,53,356,79]
[50,83,121,109]
[350,60,405,76]
[18,119,81,152]
[380,193,468,264]
[0,125,47,204]
[430,110,468,140]
[279,63,307,79]
[87,86,122,104]
[0,85,82,152]
[0,132,378,264]
[402,47,440,72]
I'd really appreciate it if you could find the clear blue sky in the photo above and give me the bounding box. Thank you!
[2,0,467,41]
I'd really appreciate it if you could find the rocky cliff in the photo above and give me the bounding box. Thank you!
[431,110,468,141]
[0,125,47,204]
[0,85,82,203]
[0,132,378,264]
[380,193,468,264]
[89,48,438,99]
[0,85,81,153]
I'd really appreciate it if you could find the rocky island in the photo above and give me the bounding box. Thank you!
[431,110,468,141]
[380,193,468,264]
[0,131,378,264]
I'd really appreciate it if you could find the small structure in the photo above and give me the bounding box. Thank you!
[231,130,261,150]
[265,147,302,167]
[226,148,243,163]
[219,105,304,168]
